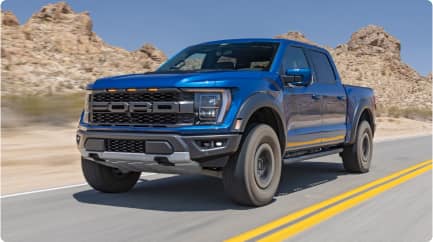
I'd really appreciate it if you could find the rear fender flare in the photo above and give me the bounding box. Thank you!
[347,106,375,144]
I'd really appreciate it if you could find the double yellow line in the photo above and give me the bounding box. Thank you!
[226,159,432,242]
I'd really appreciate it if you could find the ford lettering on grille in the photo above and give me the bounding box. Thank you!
[94,102,178,113]
[89,90,194,126]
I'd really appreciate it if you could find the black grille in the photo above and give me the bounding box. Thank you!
[91,113,195,125]
[90,90,195,126]
[106,139,146,153]
[92,91,193,102]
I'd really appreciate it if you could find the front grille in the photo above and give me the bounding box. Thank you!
[91,113,195,125]
[92,90,193,102]
[89,89,195,126]
[106,139,146,153]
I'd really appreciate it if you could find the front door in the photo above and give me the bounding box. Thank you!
[281,46,322,151]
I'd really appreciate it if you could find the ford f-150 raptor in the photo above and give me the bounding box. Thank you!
[77,38,375,206]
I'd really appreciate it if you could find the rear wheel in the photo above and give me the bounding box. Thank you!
[81,158,140,193]
[342,121,373,173]
[223,124,282,206]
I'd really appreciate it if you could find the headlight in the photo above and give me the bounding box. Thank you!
[198,93,222,121]
[83,91,91,123]
[186,89,231,124]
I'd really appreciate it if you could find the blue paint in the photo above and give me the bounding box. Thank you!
[80,38,375,149]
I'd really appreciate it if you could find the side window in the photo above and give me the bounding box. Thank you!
[309,51,336,83]
[282,46,309,71]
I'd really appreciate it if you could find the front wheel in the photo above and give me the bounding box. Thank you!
[341,121,373,173]
[223,124,282,206]
[81,158,140,193]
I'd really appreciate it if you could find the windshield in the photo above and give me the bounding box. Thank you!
[155,42,279,73]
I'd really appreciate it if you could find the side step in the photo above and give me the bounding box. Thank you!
[283,148,343,164]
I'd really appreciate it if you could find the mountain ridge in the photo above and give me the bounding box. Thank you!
[1,2,431,113]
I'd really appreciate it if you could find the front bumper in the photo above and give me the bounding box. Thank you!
[76,129,241,176]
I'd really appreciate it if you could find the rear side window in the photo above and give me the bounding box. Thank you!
[281,46,309,70]
[309,51,336,83]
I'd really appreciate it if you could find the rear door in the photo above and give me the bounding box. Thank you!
[281,46,323,151]
[307,50,347,146]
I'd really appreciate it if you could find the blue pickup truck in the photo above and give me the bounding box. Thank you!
[77,38,376,206]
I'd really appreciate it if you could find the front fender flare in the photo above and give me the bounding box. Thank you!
[232,92,286,146]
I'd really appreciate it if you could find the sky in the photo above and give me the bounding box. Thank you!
[2,0,432,75]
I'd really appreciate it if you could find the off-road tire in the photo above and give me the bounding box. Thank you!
[223,124,282,206]
[81,158,140,193]
[342,121,373,173]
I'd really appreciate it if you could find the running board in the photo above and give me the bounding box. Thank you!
[283,148,343,164]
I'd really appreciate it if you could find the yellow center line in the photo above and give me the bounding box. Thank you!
[259,164,432,242]
[225,159,432,242]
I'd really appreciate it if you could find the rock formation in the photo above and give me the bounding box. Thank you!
[276,25,431,110]
[1,2,166,95]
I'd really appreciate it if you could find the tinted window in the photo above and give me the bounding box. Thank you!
[282,46,309,70]
[177,53,206,70]
[310,51,335,83]
[156,42,279,73]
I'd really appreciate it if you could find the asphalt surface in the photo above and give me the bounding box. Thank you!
[2,135,432,242]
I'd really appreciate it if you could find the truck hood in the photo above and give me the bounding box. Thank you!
[90,71,275,90]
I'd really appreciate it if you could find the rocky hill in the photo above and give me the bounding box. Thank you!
[1,2,166,95]
[1,2,431,116]
[276,26,432,111]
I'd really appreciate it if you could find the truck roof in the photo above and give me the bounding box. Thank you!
[198,38,327,52]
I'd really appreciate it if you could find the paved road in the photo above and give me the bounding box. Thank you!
[2,135,432,242]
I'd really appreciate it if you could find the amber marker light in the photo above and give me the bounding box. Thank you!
[126,88,137,92]
[148,88,159,92]
[234,119,243,130]
[107,88,117,93]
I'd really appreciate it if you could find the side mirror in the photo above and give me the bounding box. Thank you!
[284,68,312,86]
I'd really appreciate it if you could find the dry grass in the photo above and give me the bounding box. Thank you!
[377,105,432,121]
[2,93,85,127]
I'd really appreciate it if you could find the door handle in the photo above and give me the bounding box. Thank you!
[312,94,322,100]
[337,96,346,101]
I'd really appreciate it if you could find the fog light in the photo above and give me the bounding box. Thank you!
[196,140,226,149]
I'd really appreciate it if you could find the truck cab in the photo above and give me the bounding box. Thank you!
[77,39,375,206]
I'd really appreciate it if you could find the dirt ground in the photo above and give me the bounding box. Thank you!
[1,118,432,195]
